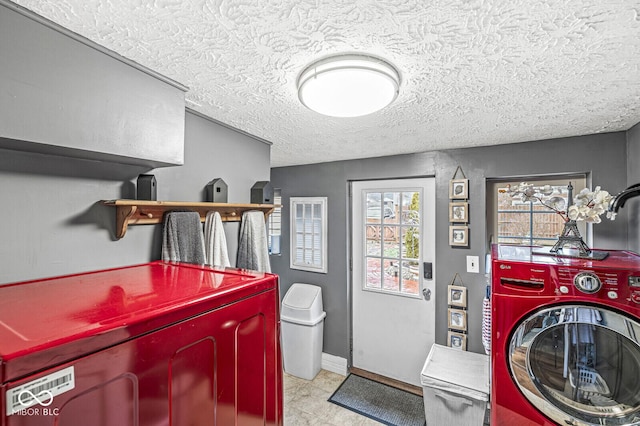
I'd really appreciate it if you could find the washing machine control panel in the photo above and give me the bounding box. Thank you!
[493,245,640,308]
[628,276,640,304]
[497,262,638,301]
[554,267,612,296]
[573,272,602,294]
[629,276,640,287]
[556,268,640,303]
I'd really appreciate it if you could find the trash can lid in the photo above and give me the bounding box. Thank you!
[281,283,324,324]
[420,343,489,401]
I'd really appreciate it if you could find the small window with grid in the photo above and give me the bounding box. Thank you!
[290,197,327,273]
[490,177,587,247]
[267,189,282,255]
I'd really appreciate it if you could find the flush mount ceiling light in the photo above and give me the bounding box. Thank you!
[297,54,400,118]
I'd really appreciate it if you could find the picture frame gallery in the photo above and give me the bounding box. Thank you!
[449,225,469,246]
[449,201,468,223]
[448,166,469,247]
[448,331,467,350]
[447,284,467,307]
[447,308,467,331]
[449,178,468,200]
[446,274,468,350]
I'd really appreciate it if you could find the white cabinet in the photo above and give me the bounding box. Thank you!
[0,2,186,167]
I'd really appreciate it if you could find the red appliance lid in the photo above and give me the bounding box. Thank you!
[0,261,277,383]
[492,244,640,270]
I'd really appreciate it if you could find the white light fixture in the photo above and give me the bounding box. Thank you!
[297,54,400,118]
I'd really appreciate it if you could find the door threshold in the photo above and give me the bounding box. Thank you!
[349,367,423,396]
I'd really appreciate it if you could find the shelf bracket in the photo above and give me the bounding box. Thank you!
[116,205,137,239]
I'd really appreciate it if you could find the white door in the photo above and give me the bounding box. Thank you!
[351,178,436,387]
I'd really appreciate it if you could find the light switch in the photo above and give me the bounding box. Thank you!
[467,255,479,273]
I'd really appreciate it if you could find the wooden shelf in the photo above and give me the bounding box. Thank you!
[102,199,275,239]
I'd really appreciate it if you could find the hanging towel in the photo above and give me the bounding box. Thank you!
[237,210,271,272]
[204,211,231,268]
[161,211,206,264]
[482,286,491,355]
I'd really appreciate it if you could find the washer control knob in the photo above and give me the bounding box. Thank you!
[559,286,569,294]
[574,272,602,294]
[608,291,618,299]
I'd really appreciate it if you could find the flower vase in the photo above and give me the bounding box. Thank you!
[549,220,592,257]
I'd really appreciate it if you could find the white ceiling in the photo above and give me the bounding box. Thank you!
[10,0,640,167]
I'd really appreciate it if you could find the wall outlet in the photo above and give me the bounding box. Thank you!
[467,255,480,273]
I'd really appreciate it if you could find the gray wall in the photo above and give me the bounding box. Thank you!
[1,1,186,167]
[270,152,438,359]
[0,111,270,284]
[270,132,628,359]
[627,122,640,254]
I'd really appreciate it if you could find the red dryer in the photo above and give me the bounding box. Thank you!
[491,244,640,425]
[0,261,283,426]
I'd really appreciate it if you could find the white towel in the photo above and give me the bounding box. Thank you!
[161,211,206,264]
[237,211,271,272]
[204,211,230,268]
[482,296,491,355]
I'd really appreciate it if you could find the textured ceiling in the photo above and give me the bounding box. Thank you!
[10,0,640,167]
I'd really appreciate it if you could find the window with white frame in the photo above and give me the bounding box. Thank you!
[488,176,587,247]
[267,189,282,255]
[290,197,327,273]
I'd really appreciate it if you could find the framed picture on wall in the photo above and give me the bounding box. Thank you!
[448,308,467,331]
[449,225,469,247]
[449,202,469,223]
[449,178,468,199]
[448,331,467,351]
[447,285,467,308]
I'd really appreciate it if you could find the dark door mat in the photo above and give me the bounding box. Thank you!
[328,374,426,426]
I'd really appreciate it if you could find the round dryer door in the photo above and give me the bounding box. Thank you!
[509,305,640,425]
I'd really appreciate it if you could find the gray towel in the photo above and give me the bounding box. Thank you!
[161,211,206,264]
[204,211,231,267]
[237,211,271,272]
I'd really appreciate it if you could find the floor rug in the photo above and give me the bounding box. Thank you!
[328,374,426,426]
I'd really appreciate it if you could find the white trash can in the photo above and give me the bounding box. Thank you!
[420,343,489,425]
[281,283,326,380]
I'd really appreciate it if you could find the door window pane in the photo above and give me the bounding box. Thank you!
[366,227,382,256]
[402,261,420,295]
[401,227,420,261]
[366,192,383,223]
[383,259,399,291]
[366,257,382,289]
[363,189,421,297]
[402,191,420,225]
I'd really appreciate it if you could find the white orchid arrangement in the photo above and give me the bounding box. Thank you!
[506,183,613,223]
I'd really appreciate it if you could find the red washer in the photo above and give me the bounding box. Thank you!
[491,244,640,425]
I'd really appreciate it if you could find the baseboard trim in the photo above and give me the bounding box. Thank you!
[321,353,348,376]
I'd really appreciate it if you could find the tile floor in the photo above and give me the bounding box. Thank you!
[284,370,381,425]
[284,369,490,426]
